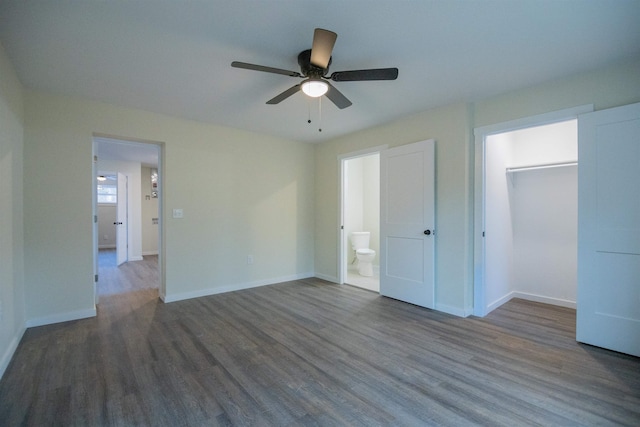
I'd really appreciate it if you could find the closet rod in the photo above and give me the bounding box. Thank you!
[506,161,577,174]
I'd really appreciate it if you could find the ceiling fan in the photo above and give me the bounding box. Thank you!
[231,28,398,109]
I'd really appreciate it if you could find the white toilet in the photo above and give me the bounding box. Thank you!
[350,231,376,277]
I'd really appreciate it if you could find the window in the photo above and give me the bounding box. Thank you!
[97,184,117,204]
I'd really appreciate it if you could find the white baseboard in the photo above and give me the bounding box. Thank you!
[0,325,26,381]
[98,244,116,249]
[512,292,576,309]
[487,291,576,315]
[487,292,516,314]
[142,251,158,256]
[163,272,315,303]
[435,303,472,318]
[128,255,143,262]
[314,273,339,283]
[25,307,97,328]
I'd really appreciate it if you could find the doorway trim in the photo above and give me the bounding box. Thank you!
[92,134,166,303]
[338,145,388,285]
[473,105,593,317]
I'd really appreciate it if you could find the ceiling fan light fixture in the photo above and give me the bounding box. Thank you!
[301,79,329,98]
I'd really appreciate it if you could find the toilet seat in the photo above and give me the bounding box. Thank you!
[356,248,375,256]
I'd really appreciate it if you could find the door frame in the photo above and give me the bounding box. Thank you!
[92,135,165,303]
[473,104,593,317]
[338,145,388,285]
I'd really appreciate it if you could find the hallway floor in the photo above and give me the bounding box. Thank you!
[97,249,159,296]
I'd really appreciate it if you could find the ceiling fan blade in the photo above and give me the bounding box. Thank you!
[266,84,302,104]
[232,61,301,77]
[310,28,337,69]
[330,68,399,82]
[325,82,352,109]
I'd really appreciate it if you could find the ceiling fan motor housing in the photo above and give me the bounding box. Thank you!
[298,49,330,78]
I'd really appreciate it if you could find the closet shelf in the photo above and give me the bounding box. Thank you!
[506,161,577,174]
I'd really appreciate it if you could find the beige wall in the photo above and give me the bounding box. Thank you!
[23,91,315,322]
[6,41,640,341]
[314,58,640,316]
[0,42,25,377]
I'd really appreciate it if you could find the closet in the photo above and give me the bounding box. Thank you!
[484,120,577,312]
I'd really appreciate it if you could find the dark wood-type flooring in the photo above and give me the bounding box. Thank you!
[97,249,159,296]
[1,255,639,425]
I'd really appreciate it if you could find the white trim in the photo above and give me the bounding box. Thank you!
[162,272,315,303]
[0,326,26,380]
[314,272,339,283]
[435,303,472,318]
[337,144,389,161]
[488,291,576,312]
[473,104,593,317]
[513,292,576,309]
[98,244,116,249]
[128,255,143,262]
[141,251,158,256]
[25,307,97,328]
[487,292,515,313]
[337,145,387,286]
[474,104,594,137]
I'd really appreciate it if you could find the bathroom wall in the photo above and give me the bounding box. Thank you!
[344,154,380,265]
[485,120,577,311]
[362,154,380,259]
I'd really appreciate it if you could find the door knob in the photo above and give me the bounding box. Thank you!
[114,222,123,225]
[424,229,431,235]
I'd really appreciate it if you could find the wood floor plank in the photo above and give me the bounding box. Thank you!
[1,257,639,426]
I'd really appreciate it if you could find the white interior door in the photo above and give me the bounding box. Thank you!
[577,102,640,357]
[380,139,435,308]
[116,172,128,266]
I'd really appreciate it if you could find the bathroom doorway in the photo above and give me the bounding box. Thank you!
[339,148,383,292]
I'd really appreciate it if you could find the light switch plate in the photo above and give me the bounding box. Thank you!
[172,208,184,219]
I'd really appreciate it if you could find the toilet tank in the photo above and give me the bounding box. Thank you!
[350,231,370,250]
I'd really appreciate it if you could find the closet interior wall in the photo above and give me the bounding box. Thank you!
[485,120,578,312]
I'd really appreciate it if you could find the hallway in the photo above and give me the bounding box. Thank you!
[98,249,159,296]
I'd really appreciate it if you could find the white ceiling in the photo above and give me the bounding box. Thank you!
[1,1,639,143]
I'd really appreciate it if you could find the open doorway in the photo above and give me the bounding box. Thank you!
[473,105,592,316]
[93,136,162,301]
[340,150,381,292]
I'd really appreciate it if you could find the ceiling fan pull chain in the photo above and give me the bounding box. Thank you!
[318,97,322,132]
[307,97,312,124]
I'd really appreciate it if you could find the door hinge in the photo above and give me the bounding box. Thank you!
[483,231,485,237]
[94,215,98,223]
[94,274,98,282]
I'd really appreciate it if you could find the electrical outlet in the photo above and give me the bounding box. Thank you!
[247,255,254,265]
